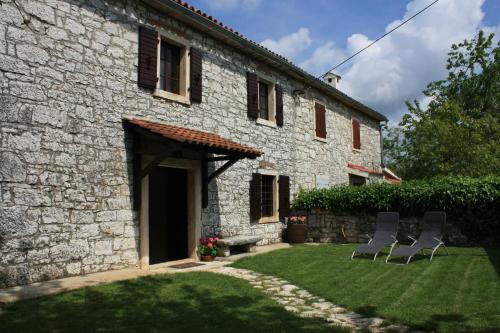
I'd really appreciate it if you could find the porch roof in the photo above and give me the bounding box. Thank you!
[347,163,383,175]
[126,117,263,158]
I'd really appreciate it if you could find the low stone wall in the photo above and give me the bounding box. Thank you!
[302,210,469,245]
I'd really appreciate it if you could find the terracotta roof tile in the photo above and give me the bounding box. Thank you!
[347,163,383,175]
[127,118,262,157]
[170,0,293,64]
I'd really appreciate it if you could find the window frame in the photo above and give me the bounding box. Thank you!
[153,31,190,105]
[256,74,277,127]
[159,41,181,94]
[257,170,279,223]
[313,100,327,142]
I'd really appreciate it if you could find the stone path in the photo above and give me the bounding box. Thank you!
[214,266,421,333]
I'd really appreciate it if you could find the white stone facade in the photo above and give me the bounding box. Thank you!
[0,0,384,287]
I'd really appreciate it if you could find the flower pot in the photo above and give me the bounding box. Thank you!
[200,255,215,262]
[287,224,306,244]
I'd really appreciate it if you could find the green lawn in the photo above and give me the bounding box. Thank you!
[231,244,500,333]
[0,271,347,333]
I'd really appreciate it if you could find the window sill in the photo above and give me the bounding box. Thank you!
[259,216,280,224]
[314,136,327,143]
[256,118,277,128]
[352,148,362,153]
[153,89,190,105]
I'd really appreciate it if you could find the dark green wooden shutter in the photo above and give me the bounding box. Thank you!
[279,175,290,218]
[275,85,283,126]
[250,173,262,220]
[190,47,203,103]
[138,26,158,91]
[247,72,259,119]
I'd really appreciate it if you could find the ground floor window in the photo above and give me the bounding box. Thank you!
[349,174,366,186]
[261,175,275,217]
[250,173,290,222]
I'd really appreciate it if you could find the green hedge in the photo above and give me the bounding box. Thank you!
[293,176,500,243]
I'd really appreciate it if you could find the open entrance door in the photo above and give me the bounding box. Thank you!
[148,166,188,264]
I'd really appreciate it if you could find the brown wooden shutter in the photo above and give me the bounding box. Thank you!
[138,26,158,91]
[315,102,326,139]
[190,47,203,103]
[249,173,262,220]
[352,119,361,149]
[278,175,290,218]
[247,72,259,119]
[275,85,284,126]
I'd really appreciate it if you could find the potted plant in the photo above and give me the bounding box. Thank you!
[287,215,307,243]
[197,236,219,261]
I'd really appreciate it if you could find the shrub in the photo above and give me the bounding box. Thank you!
[293,176,500,243]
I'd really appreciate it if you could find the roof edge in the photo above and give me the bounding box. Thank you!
[142,0,388,122]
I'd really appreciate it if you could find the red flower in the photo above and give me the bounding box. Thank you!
[207,242,213,249]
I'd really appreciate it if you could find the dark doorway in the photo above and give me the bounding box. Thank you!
[149,166,188,264]
[349,174,367,186]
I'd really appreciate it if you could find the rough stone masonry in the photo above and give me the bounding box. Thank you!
[0,0,384,287]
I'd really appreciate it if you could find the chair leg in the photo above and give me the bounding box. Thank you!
[373,252,378,261]
[406,256,413,265]
[385,254,391,263]
[430,244,441,261]
[351,251,356,260]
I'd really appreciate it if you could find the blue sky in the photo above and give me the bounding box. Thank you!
[186,0,500,122]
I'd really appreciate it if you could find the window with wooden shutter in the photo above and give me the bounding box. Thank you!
[278,175,290,218]
[247,72,259,119]
[275,85,283,127]
[159,41,181,94]
[249,173,262,220]
[138,26,158,91]
[190,47,202,103]
[315,102,327,139]
[258,81,269,120]
[352,119,361,149]
[261,175,274,217]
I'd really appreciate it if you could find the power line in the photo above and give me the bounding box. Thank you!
[318,0,440,78]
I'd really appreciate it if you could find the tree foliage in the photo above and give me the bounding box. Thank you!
[385,31,500,179]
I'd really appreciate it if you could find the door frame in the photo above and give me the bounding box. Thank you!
[139,157,201,269]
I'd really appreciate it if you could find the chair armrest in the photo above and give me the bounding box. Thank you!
[408,235,417,246]
[390,235,398,243]
[365,234,373,244]
[433,237,443,243]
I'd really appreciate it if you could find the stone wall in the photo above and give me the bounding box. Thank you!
[0,0,384,287]
[304,210,468,245]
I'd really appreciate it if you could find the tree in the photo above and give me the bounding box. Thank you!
[384,31,500,179]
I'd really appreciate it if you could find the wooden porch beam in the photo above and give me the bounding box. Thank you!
[208,158,238,182]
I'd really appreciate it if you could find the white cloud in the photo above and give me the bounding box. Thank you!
[206,0,263,11]
[297,0,494,121]
[261,28,313,59]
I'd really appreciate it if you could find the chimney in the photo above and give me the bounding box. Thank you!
[323,72,341,89]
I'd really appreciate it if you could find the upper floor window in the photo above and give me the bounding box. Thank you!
[259,81,270,121]
[246,72,284,127]
[159,41,181,94]
[352,119,361,150]
[314,102,327,141]
[137,26,203,105]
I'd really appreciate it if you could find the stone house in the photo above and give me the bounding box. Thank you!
[0,0,388,287]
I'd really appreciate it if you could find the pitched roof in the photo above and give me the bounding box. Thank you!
[142,0,388,122]
[127,118,263,158]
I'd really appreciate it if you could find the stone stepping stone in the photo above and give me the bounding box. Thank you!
[214,266,415,333]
